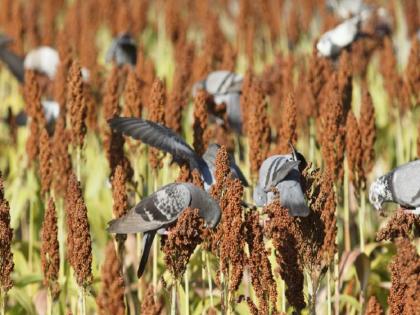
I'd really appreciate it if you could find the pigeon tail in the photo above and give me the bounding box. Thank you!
[138,231,156,278]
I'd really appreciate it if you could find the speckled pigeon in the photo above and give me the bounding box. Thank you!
[253,147,309,217]
[107,182,221,277]
[369,160,420,215]
[192,70,243,134]
[105,33,137,67]
[0,34,25,82]
[326,0,367,19]
[108,117,249,189]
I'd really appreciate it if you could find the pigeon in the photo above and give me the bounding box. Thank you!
[369,160,420,215]
[316,15,361,57]
[11,99,60,127]
[253,146,309,217]
[105,33,137,67]
[24,46,60,80]
[108,117,249,189]
[192,70,243,134]
[107,182,221,277]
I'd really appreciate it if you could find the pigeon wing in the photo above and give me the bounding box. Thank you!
[107,183,192,233]
[391,160,420,208]
[205,71,242,95]
[109,117,201,166]
[0,40,24,82]
[261,156,298,192]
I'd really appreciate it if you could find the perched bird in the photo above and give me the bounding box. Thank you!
[253,146,309,217]
[105,32,137,67]
[107,182,221,277]
[108,117,249,189]
[12,100,60,127]
[317,15,361,57]
[192,70,243,134]
[369,160,420,215]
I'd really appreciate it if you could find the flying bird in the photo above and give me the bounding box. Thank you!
[107,182,221,277]
[108,117,249,189]
[0,34,59,83]
[316,15,361,57]
[192,70,243,134]
[105,32,137,67]
[369,160,420,215]
[253,146,309,217]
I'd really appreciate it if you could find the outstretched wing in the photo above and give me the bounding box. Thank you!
[109,117,202,166]
[391,160,420,208]
[107,183,192,233]
[0,35,24,82]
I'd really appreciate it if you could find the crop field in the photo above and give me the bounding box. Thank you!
[0,0,419,314]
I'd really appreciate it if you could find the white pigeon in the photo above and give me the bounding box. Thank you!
[317,15,360,57]
[24,46,60,79]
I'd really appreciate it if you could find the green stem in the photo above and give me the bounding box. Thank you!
[201,251,206,314]
[359,190,366,252]
[47,289,52,315]
[334,253,340,315]
[29,200,34,272]
[344,160,351,252]
[184,267,190,315]
[0,289,5,315]
[327,269,332,315]
[78,286,86,315]
[152,174,158,291]
[171,282,177,315]
[280,279,286,312]
[205,252,214,308]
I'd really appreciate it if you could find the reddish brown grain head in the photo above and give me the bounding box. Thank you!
[161,208,207,279]
[123,68,144,118]
[193,90,209,156]
[96,242,125,315]
[0,173,14,293]
[245,211,277,313]
[52,116,72,198]
[140,285,164,315]
[359,89,376,176]
[405,36,420,105]
[39,128,53,197]
[111,164,128,219]
[275,92,297,154]
[148,78,167,170]
[345,111,364,190]
[402,0,420,38]
[376,208,420,242]
[67,61,87,148]
[41,198,60,300]
[247,79,270,178]
[365,296,384,315]
[65,172,93,288]
[387,238,420,315]
[265,200,306,312]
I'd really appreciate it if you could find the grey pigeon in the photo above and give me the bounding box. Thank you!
[105,33,137,67]
[369,160,420,215]
[192,70,243,134]
[253,147,309,217]
[107,182,221,277]
[108,117,249,189]
[317,15,361,57]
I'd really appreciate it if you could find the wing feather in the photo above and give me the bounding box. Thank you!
[392,160,420,207]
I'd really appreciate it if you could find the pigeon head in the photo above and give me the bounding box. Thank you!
[253,185,267,207]
[316,35,334,57]
[369,177,389,211]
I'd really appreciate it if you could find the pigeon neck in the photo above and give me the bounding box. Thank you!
[382,173,394,201]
